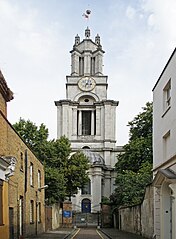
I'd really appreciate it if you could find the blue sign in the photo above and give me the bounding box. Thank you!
[63,210,71,218]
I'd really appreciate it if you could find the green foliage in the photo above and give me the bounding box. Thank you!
[62,151,90,199]
[13,117,49,160]
[112,102,153,207]
[128,102,152,141]
[13,119,89,203]
[45,166,66,204]
[101,196,111,205]
[112,162,152,206]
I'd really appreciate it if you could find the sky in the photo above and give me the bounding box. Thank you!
[0,0,176,145]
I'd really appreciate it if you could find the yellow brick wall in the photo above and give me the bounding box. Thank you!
[0,181,9,239]
[0,93,7,117]
[0,112,45,238]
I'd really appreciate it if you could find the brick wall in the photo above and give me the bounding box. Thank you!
[0,181,9,239]
[0,94,7,116]
[0,111,45,238]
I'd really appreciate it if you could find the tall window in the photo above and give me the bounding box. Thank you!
[79,57,84,75]
[91,57,95,75]
[30,162,34,186]
[0,180,3,225]
[19,196,23,235]
[163,79,171,112]
[20,152,24,171]
[30,200,34,223]
[77,110,96,136]
[81,180,91,195]
[82,111,91,135]
[38,170,41,189]
[38,202,41,223]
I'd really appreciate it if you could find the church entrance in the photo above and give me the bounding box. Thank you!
[82,198,91,213]
[72,199,101,227]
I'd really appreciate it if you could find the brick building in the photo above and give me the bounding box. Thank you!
[0,157,11,239]
[0,71,45,239]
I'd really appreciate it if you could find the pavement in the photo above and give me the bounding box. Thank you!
[100,228,147,239]
[25,228,74,239]
[25,227,147,239]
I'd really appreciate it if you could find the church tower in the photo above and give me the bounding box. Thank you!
[55,28,121,213]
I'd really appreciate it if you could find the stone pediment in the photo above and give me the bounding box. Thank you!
[153,168,176,187]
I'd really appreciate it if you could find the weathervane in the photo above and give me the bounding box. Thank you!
[82,9,91,26]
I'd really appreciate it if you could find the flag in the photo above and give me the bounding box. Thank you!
[82,13,89,18]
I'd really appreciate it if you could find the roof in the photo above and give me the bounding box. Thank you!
[82,150,105,166]
[152,48,176,91]
[0,70,14,102]
[159,168,176,179]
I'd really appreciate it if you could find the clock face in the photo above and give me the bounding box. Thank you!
[78,77,96,91]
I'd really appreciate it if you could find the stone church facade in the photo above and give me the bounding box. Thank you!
[55,28,122,213]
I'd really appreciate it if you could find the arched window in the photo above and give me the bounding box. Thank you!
[82,146,90,149]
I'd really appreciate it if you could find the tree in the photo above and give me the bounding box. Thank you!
[45,136,89,200]
[13,118,89,203]
[111,162,152,206]
[63,151,89,199]
[45,166,66,204]
[111,102,153,206]
[13,117,49,160]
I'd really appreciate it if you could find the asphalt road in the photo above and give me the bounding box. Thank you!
[25,228,147,239]
[71,228,109,239]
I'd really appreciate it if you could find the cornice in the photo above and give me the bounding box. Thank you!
[0,71,14,102]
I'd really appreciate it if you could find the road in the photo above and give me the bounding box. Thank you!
[70,228,109,239]
[25,227,148,239]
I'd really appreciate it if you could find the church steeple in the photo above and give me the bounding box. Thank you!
[95,34,100,45]
[70,28,105,76]
[75,34,80,45]
[85,27,90,39]
[55,28,120,214]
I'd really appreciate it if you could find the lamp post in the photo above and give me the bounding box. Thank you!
[36,185,48,235]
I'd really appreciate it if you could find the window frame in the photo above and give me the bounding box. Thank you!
[20,152,24,171]
[163,130,170,162]
[38,202,41,223]
[82,111,91,135]
[30,200,34,223]
[30,162,34,187]
[38,170,41,189]
[163,79,171,113]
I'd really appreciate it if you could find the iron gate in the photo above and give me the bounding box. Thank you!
[73,212,101,228]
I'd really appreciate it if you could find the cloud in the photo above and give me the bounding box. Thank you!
[142,0,176,39]
[126,6,136,19]
[0,0,69,140]
[1,0,176,145]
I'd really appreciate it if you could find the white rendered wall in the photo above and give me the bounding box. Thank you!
[153,51,176,169]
